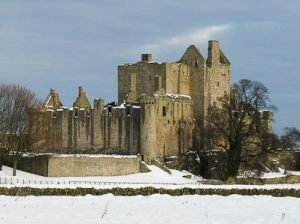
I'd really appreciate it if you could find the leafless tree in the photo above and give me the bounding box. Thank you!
[205,79,276,177]
[280,127,300,150]
[0,83,40,175]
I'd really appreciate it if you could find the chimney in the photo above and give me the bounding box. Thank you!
[141,53,152,62]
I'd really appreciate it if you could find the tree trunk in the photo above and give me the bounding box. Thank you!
[227,144,242,177]
[13,160,17,176]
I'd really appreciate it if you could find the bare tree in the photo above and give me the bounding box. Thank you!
[205,79,276,177]
[280,127,300,150]
[0,83,40,175]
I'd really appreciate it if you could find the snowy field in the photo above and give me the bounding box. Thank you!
[0,194,299,224]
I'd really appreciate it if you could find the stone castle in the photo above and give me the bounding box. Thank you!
[29,40,271,162]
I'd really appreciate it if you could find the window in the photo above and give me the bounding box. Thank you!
[217,81,220,87]
[162,106,166,116]
[195,59,198,68]
[149,76,152,81]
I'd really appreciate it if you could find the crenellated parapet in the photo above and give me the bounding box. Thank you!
[138,94,156,104]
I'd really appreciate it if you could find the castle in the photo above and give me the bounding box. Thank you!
[29,40,266,163]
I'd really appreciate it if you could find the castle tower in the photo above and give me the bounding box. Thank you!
[179,45,206,147]
[206,40,231,108]
[118,55,189,104]
[139,95,157,163]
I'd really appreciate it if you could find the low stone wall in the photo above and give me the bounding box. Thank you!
[47,155,141,177]
[236,175,300,185]
[7,154,141,177]
[0,186,300,197]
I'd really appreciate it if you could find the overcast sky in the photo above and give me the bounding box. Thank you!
[0,0,299,133]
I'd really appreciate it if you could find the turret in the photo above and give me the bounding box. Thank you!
[139,95,156,163]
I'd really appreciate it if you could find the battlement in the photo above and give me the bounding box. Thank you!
[154,93,192,102]
[138,94,156,104]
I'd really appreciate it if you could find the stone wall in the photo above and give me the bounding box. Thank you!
[29,102,141,154]
[118,61,166,103]
[5,155,49,176]
[165,63,190,96]
[30,91,193,161]
[47,155,141,177]
[2,186,300,197]
[10,154,141,177]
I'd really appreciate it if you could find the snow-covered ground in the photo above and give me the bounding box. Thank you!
[1,165,300,190]
[0,194,299,224]
[0,165,199,182]
[0,165,203,188]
